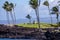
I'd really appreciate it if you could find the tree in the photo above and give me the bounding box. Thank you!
[13,4,16,24]
[26,14,31,24]
[9,3,15,25]
[2,1,15,25]
[43,0,53,26]
[2,1,10,24]
[52,6,59,26]
[29,0,40,28]
[10,3,16,24]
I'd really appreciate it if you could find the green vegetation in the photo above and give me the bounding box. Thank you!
[17,23,57,28]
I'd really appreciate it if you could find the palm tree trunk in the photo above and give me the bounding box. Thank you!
[13,8,16,24]
[56,14,59,27]
[35,7,41,38]
[57,18,59,27]
[48,6,52,26]
[29,19,31,24]
[10,11,15,25]
[6,11,10,25]
[35,7,40,28]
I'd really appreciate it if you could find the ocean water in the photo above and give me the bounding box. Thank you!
[0,17,59,24]
[0,39,36,40]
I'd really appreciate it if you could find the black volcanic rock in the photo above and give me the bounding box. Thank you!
[0,25,60,40]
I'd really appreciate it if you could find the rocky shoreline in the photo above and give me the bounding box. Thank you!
[0,24,60,40]
[0,24,41,39]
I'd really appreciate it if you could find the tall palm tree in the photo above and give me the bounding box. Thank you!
[29,0,41,28]
[52,6,59,26]
[13,4,16,24]
[2,1,10,24]
[10,3,16,24]
[3,1,15,25]
[26,14,31,24]
[43,0,53,26]
[9,3,15,25]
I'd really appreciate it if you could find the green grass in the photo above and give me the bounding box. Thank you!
[17,23,58,28]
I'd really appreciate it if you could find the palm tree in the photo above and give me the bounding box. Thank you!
[3,1,15,25]
[9,3,15,25]
[13,4,16,24]
[29,0,41,28]
[52,6,59,26]
[10,3,16,24]
[43,0,53,26]
[2,1,10,24]
[26,14,31,24]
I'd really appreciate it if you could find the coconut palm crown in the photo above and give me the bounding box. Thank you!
[26,14,31,19]
[43,1,49,6]
[52,6,58,12]
[30,0,38,9]
[3,1,13,12]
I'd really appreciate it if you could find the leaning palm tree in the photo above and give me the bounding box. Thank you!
[13,4,16,24]
[29,0,41,28]
[43,0,53,26]
[10,3,16,24]
[52,6,59,26]
[26,14,31,24]
[9,3,15,25]
[2,1,10,24]
[3,1,15,25]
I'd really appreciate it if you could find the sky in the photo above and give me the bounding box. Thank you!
[0,0,59,20]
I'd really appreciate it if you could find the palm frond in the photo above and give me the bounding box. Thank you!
[29,0,38,9]
[50,12,55,14]
[43,1,49,6]
[10,3,14,8]
[52,6,58,12]
[26,14,31,19]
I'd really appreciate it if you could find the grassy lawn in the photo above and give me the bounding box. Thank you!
[17,23,58,28]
